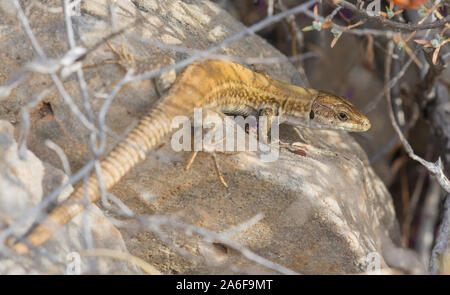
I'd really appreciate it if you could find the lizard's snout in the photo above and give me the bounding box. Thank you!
[362,117,371,131]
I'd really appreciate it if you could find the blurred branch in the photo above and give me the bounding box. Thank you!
[384,39,449,272]
[418,47,447,103]
[364,46,418,113]
[62,0,94,124]
[277,0,310,87]
[430,194,450,274]
[420,48,450,176]
[381,231,426,274]
[369,103,419,165]
[336,0,450,32]
[12,0,97,133]
[384,41,450,194]
[402,145,433,246]
[138,214,299,275]
[415,178,442,265]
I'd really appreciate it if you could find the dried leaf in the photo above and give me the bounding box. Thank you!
[347,20,363,30]
[365,35,375,69]
[331,36,340,48]
[414,39,430,45]
[432,47,440,64]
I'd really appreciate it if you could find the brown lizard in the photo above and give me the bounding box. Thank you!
[12,59,371,254]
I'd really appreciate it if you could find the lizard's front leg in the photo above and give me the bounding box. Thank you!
[258,107,307,156]
[82,41,136,71]
[257,107,279,144]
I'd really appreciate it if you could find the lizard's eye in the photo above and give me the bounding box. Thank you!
[338,112,348,121]
[309,110,314,120]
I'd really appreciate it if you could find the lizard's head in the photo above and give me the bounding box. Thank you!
[308,91,371,132]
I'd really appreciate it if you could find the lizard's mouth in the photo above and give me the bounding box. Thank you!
[360,118,371,131]
[332,112,372,132]
[333,119,371,132]
[307,117,372,132]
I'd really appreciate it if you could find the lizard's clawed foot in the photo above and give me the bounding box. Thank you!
[82,41,136,71]
[84,41,136,71]
[184,110,232,191]
[185,151,229,190]
[105,41,136,71]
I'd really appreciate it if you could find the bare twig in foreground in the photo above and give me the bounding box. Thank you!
[336,0,450,32]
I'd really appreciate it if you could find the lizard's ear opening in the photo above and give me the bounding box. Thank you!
[309,99,335,129]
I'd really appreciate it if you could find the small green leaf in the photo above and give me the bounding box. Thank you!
[431,39,441,48]
[331,26,342,38]
[387,9,394,19]
[384,6,396,19]
[312,21,322,31]
[431,34,445,48]
[418,5,427,18]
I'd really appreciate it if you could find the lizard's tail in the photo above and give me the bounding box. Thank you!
[12,107,174,254]
[11,60,212,254]
[11,59,270,254]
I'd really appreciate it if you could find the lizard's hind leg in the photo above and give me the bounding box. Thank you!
[103,41,136,70]
[258,107,277,144]
[184,110,233,189]
[185,151,228,189]
[82,41,136,71]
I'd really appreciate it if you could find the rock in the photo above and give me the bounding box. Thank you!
[0,121,140,274]
[0,121,45,236]
[0,0,401,274]
[440,252,450,275]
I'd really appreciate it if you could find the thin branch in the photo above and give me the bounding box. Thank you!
[384,40,450,194]
[277,0,310,87]
[336,0,450,32]
[12,0,97,133]
[45,139,72,177]
[402,145,433,246]
[430,194,450,274]
[17,89,51,160]
[141,215,300,275]
[415,178,442,265]
[62,0,95,123]
[364,50,415,113]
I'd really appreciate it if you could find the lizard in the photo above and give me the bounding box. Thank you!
[11,59,371,254]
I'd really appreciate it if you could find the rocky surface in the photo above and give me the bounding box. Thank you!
[0,0,403,274]
[0,121,140,274]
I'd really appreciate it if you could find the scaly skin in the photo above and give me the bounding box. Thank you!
[12,60,370,254]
